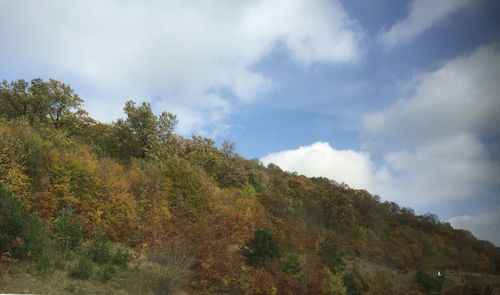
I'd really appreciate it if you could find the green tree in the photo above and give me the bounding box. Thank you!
[320,236,345,274]
[324,267,347,295]
[45,79,83,128]
[0,79,31,119]
[0,184,46,260]
[52,207,83,258]
[0,78,82,128]
[280,252,304,280]
[242,228,280,267]
[114,101,177,159]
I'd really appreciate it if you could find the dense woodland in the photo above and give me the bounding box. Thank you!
[1,78,499,294]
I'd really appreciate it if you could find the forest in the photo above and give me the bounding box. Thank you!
[1,78,499,294]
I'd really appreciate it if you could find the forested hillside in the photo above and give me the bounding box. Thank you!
[1,78,499,294]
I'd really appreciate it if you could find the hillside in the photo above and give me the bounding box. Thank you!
[1,78,499,294]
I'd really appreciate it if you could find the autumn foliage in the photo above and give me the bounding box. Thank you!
[1,78,499,294]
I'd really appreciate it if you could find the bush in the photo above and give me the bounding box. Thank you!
[97,263,116,283]
[415,270,444,294]
[88,232,112,264]
[52,208,83,255]
[148,238,194,295]
[324,267,347,295]
[280,253,304,280]
[35,253,53,273]
[0,184,46,260]
[242,228,280,267]
[64,284,85,295]
[111,248,130,267]
[69,257,93,280]
[343,271,369,295]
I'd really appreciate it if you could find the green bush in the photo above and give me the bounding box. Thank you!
[52,208,83,254]
[69,257,93,280]
[35,253,53,273]
[112,248,130,267]
[415,270,444,294]
[97,263,116,283]
[280,253,304,280]
[324,267,347,295]
[0,184,46,260]
[88,232,112,264]
[343,271,369,295]
[242,228,280,267]
[64,284,85,295]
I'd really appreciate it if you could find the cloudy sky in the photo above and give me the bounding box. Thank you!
[1,0,499,245]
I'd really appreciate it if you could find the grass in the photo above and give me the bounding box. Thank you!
[0,259,140,294]
[0,240,193,295]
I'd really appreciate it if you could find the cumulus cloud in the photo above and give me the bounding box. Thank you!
[261,43,500,244]
[362,43,500,206]
[379,0,472,48]
[373,43,500,206]
[0,0,361,135]
[365,44,500,146]
[382,133,497,205]
[261,142,391,192]
[449,207,500,246]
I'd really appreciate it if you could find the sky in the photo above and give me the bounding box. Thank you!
[1,0,499,245]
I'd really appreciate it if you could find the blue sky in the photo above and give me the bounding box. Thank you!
[1,0,499,245]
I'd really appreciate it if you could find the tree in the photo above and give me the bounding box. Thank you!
[52,207,83,258]
[221,140,236,158]
[324,267,347,295]
[242,228,280,267]
[0,78,82,128]
[0,79,31,119]
[45,79,83,128]
[320,236,345,274]
[322,193,355,232]
[114,101,177,159]
[0,184,46,260]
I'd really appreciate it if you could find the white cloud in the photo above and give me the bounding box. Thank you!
[383,133,497,205]
[261,142,391,192]
[379,0,472,48]
[449,207,500,246]
[365,43,500,207]
[0,0,361,135]
[365,43,500,148]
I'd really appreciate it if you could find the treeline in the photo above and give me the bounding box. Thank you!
[1,78,499,294]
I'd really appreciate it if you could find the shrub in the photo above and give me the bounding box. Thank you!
[242,228,280,267]
[111,248,130,267]
[35,253,53,273]
[64,284,85,295]
[148,238,194,295]
[324,267,347,295]
[52,208,83,256]
[415,270,444,294]
[0,184,46,260]
[69,257,93,280]
[343,271,369,295]
[280,253,304,281]
[88,232,111,264]
[97,263,116,283]
[464,275,482,294]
